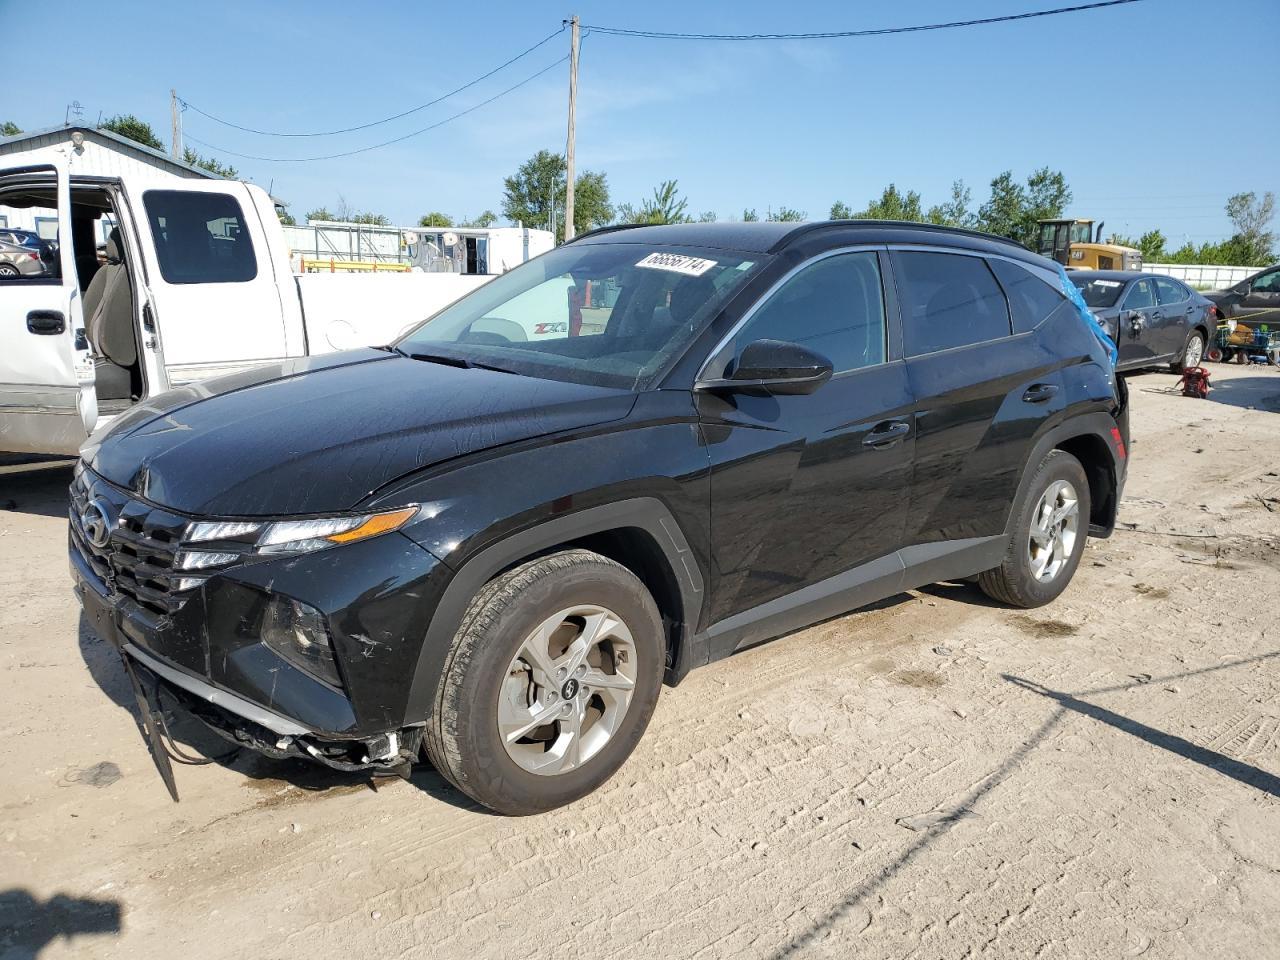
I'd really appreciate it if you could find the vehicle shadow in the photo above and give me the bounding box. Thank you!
[0,460,74,519]
[1205,375,1280,412]
[0,888,122,959]
[76,612,490,814]
[766,655,1280,957]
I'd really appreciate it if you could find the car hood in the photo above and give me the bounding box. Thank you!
[87,349,636,516]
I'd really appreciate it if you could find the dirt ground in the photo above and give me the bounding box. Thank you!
[1,364,1278,960]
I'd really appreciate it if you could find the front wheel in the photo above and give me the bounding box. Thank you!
[424,549,664,815]
[978,450,1091,609]
[1171,330,1205,373]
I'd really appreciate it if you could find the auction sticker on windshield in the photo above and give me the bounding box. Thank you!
[635,252,717,276]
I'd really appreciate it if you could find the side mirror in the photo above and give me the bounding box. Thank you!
[697,339,833,396]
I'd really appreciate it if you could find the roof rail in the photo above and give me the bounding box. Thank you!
[776,219,1030,254]
[564,223,651,245]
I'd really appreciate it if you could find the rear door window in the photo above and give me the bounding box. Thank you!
[894,251,1012,355]
[988,258,1066,333]
[143,190,257,284]
[1154,277,1188,306]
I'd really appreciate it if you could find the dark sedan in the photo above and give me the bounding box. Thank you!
[1204,263,1280,327]
[1069,271,1216,373]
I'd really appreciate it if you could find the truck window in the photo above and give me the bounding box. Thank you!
[143,190,258,284]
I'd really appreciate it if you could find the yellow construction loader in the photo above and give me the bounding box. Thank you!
[1036,218,1143,271]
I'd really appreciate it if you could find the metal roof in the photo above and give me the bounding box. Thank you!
[0,124,225,179]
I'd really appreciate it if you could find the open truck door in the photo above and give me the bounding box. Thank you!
[0,163,95,455]
[119,178,300,386]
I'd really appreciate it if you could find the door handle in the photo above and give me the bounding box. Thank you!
[1022,383,1059,404]
[26,310,66,335]
[863,420,910,448]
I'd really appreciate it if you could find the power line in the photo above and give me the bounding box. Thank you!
[581,0,1145,40]
[184,54,569,163]
[179,25,565,138]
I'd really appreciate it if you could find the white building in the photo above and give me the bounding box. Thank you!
[0,124,227,243]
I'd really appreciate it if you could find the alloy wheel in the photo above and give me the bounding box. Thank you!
[1185,333,1204,368]
[498,604,638,775]
[1028,479,1079,583]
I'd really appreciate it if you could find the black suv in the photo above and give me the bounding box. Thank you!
[70,221,1128,814]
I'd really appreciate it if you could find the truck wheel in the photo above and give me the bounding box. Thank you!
[1171,331,1205,373]
[978,450,1091,609]
[424,549,664,815]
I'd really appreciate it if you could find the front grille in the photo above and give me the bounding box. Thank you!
[70,469,201,616]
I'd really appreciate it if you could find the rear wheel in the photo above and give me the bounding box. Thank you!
[978,450,1091,609]
[424,549,664,815]
[0,264,19,277]
[1171,330,1205,373]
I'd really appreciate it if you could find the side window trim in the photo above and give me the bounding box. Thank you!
[1122,279,1153,310]
[696,244,892,382]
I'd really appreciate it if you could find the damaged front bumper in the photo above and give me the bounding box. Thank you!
[69,467,455,773]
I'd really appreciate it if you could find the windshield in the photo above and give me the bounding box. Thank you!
[1070,276,1126,308]
[397,242,764,388]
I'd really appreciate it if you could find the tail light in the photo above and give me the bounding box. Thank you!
[26,252,39,262]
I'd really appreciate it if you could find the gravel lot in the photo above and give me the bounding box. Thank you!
[1,364,1278,960]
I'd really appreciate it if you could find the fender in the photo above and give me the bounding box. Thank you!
[402,497,704,723]
[1007,411,1124,539]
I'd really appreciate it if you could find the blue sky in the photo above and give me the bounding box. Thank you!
[7,0,1278,242]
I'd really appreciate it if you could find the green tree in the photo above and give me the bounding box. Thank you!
[742,208,759,222]
[767,206,806,222]
[462,210,498,228]
[829,200,853,220]
[1023,167,1072,236]
[977,172,1025,240]
[350,212,390,226]
[306,207,335,222]
[181,147,238,179]
[926,181,975,228]
[1110,229,1167,262]
[698,210,718,223]
[277,208,297,226]
[615,180,690,225]
[976,168,1070,246]
[1224,191,1275,265]
[100,114,164,150]
[858,184,925,222]
[0,121,21,137]
[501,149,613,236]
[418,212,454,227]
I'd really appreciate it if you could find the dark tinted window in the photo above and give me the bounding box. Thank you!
[1123,279,1155,309]
[1071,276,1126,308]
[989,258,1065,333]
[1154,277,1188,305]
[1250,268,1280,293]
[732,251,885,374]
[895,251,1012,355]
[143,190,257,284]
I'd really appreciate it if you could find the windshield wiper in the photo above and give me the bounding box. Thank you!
[403,351,517,375]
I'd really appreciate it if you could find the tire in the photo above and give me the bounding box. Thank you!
[1170,330,1205,373]
[978,450,1091,609]
[424,549,664,815]
[1206,345,1224,363]
[0,264,19,277]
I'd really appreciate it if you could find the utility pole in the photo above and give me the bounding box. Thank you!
[170,89,182,160]
[562,15,580,242]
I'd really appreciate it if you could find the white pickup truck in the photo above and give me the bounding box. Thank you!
[0,160,542,456]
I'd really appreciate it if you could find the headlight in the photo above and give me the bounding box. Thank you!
[181,505,420,561]
[257,506,419,554]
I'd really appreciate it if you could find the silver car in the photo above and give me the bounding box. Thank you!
[0,237,47,277]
